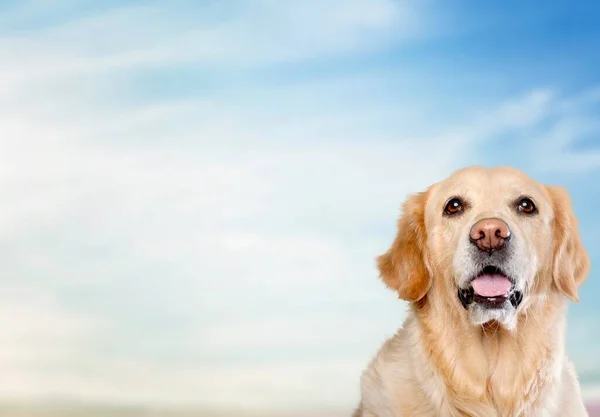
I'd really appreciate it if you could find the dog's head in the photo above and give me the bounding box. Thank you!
[377,166,590,329]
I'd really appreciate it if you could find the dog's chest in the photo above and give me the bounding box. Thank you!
[484,335,558,415]
[419,337,559,417]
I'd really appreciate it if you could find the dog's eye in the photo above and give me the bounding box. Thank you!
[444,197,464,215]
[517,198,537,214]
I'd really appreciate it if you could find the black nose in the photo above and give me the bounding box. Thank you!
[469,218,511,252]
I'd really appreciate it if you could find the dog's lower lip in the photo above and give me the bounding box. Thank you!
[473,293,507,308]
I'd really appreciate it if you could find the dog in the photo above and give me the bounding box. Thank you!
[353,166,590,417]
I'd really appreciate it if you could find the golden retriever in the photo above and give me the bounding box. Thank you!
[353,166,590,417]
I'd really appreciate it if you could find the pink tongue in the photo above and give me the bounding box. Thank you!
[471,274,512,297]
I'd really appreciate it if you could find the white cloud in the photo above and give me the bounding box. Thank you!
[505,88,600,173]
[0,284,109,399]
[0,2,433,402]
[0,0,427,93]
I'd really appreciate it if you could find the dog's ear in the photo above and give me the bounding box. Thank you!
[547,185,590,302]
[377,191,431,301]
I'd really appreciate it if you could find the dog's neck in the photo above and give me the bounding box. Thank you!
[410,290,568,415]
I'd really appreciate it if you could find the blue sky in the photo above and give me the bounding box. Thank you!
[0,0,599,413]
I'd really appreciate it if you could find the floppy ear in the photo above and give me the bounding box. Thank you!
[376,191,431,301]
[547,185,590,302]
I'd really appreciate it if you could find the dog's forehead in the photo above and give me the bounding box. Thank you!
[450,168,527,191]
[429,166,548,206]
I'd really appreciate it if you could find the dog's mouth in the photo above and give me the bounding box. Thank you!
[458,266,522,309]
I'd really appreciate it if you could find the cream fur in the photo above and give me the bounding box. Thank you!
[354,166,590,417]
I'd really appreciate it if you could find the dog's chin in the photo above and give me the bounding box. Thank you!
[469,302,518,330]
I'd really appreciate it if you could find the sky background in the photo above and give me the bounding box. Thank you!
[0,0,599,414]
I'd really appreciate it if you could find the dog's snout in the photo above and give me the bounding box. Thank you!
[469,218,511,252]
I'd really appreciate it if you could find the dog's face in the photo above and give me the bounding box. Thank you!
[378,166,589,330]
